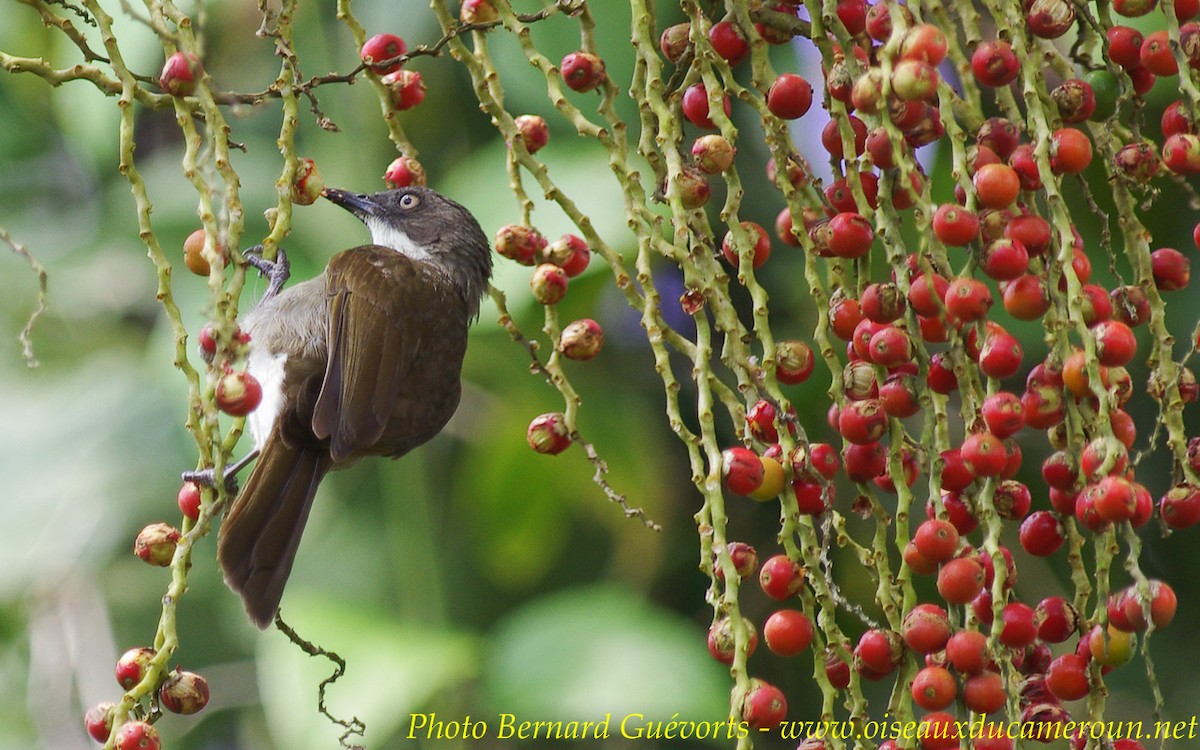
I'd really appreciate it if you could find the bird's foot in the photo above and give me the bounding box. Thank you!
[244,245,291,298]
[182,466,239,495]
[182,450,260,495]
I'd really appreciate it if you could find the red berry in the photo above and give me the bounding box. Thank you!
[560,51,606,92]
[763,609,815,656]
[360,33,407,74]
[767,73,814,119]
[708,21,749,65]
[946,629,989,674]
[115,646,156,690]
[1140,30,1178,77]
[838,398,887,445]
[681,83,730,129]
[1107,26,1145,69]
[460,0,499,23]
[1113,0,1157,16]
[382,69,426,110]
[820,113,868,158]
[963,670,1007,714]
[854,628,903,676]
[973,163,1021,209]
[997,601,1037,647]
[1036,596,1079,642]
[912,665,957,710]
[1050,127,1094,173]
[759,553,805,600]
[1020,510,1065,557]
[84,702,116,743]
[902,603,952,653]
[932,204,981,246]
[721,221,771,269]
[1151,247,1190,290]
[937,556,985,604]
[978,329,1024,379]
[919,712,962,750]
[177,481,202,521]
[1162,133,1200,175]
[971,39,1020,87]
[741,679,787,728]
[215,368,261,418]
[901,24,949,65]
[1046,653,1091,701]
[114,721,161,750]
[944,277,993,324]
[383,155,426,188]
[914,519,959,563]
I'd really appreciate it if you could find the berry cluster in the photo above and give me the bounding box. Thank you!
[478,0,1200,746]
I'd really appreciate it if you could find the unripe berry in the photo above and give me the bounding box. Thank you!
[530,263,568,305]
[558,318,604,360]
[291,157,324,206]
[494,224,547,265]
[526,412,570,454]
[182,228,224,277]
[460,0,499,23]
[134,522,181,566]
[541,233,590,277]
[159,51,201,96]
[159,668,211,714]
[513,114,549,153]
[691,134,736,174]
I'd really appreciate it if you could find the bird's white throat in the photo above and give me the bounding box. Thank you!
[366,218,434,262]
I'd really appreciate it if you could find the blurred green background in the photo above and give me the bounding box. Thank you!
[3,1,1200,749]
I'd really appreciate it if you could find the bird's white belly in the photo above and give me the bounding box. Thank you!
[246,347,288,451]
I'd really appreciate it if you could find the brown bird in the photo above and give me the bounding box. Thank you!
[217,186,491,628]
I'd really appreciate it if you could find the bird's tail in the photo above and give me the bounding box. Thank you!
[218,434,332,629]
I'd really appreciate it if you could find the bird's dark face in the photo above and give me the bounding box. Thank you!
[324,187,493,310]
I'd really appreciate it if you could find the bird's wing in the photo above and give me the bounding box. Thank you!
[311,246,419,463]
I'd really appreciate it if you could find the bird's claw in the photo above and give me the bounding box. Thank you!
[183,466,240,496]
[243,245,291,298]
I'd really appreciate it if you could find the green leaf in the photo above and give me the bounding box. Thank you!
[257,597,479,750]
[480,586,729,722]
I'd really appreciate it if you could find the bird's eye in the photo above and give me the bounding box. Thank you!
[399,193,420,209]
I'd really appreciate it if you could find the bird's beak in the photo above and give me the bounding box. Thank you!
[323,188,378,219]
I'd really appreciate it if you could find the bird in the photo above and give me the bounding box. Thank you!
[216,186,492,628]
